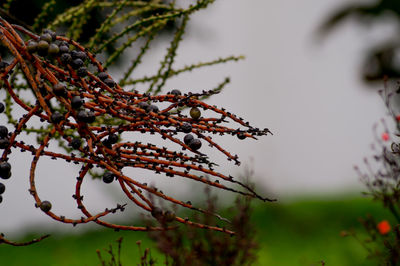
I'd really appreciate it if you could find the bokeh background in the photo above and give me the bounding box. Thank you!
[1,0,398,265]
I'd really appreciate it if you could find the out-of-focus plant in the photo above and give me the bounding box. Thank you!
[319,0,400,82]
[345,83,400,264]
[0,0,274,246]
[97,177,259,266]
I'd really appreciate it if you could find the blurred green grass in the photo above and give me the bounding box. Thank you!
[0,196,390,265]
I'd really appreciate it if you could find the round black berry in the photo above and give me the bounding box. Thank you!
[0,102,4,113]
[77,110,88,122]
[71,58,84,69]
[77,67,87,77]
[40,33,52,43]
[85,111,96,123]
[0,126,8,138]
[104,78,115,87]
[60,53,72,64]
[170,89,181,96]
[0,162,11,178]
[26,40,38,53]
[237,132,246,140]
[0,182,5,194]
[189,138,201,150]
[138,102,149,111]
[0,138,10,149]
[59,45,69,54]
[72,50,87,61]
[51,111,63,123]
[189,107,201,120]
[97,72,108,81]
[53,83,66,96]
[147,104,159,113]
[184,134,194,145]
[71,96,84,109]
[181,123,192,133]
[43,29,57,41]
[40,200,52,212]
[70,138,82,149]
[48,43,59,55]
[102,172,114,184]
[108,134,118,144]
[0,195,2,203]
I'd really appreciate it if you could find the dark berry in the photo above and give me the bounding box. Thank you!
[40,33,52,43]
[104,78,115,87]
[138,102,149,110]
[189,107,201,120]
[86,111,96,123]
[71,96,84,109]
[47,43,59,55]
[0,102,4,113]
[77,110,88,122]
[102,139,112,149]
[0,126,8,138]
[237,132,246,140]
[40,200,52,212]
[170,89,181,96]
[43,29,57,41]
[0,162,11,177]
[53,83,66,96]
[26,40,38,53]
[77,67,87,77]
[0,195,2,203]
[184,134,194,145]
[37,40,49,56]
[189,138,201,150]
[60,53,72,64]
[59,45,69,54]
[97,72,108,81]
[72,50,86,61]
[0,138,10,149]
[147,104,159,113]
[0,182,4,194]
[181,122,192,133]
[70,138,82,149]
[71,58,83,69]
[102,172,114,184]
[108,134,118,144]
[51,111,63,123]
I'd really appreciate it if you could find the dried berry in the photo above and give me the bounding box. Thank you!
[51,111,63,123]
[71,96,84,109]
[53,83,66,96]
[0,126,8,138]
[189,138,201,150]
[0,138,10,149]
[170,89,181,96]
[181,122,192,133]
[104,78,115,87]
[103,172,114,183]
[70,138,82,149]
[97,72,108,81]
[190,107,201,120]
[26,40,38,53]
[48,43,60,55]
[40,200,52,212]
[0,182,5,194]
[184,134,194,145]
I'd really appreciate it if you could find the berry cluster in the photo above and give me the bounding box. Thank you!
[0,17,272,236]
[0,100,10,203]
